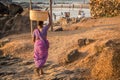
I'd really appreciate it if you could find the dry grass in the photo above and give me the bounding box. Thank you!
[0,16,120,79]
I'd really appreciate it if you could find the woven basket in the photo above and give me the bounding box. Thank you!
[30,10,48,21]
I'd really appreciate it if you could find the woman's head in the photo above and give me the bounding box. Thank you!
[37,21,44,29]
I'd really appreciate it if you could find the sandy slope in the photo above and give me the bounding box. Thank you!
[0,16,120,80]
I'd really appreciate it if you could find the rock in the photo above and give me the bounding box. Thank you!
[0,56,6,59]
[0,72,15,76]
[0,13,30,35]
[64,70,74,74]
[53,70,74,79]
[0,61,8,65]
[46,76,63,80]
[0,2,9,15]
[47,76,58,80]
[0,38,10,47]
[67,49,80,63]
[74,68,81,73]
[0,55,22,66]
[79,78,87,80]
[0,3,24,36]
[56,74,66,79]
[0,50,3,56]
[0,31,3,38]
[85,39,95,45]
[8,3,24,16]
[54,27,63,32]
[104,40,116,47]
[70,77,79,80]
[44,61,52,68]
[78,39,86,47]
[0,2,23,16]
[16,78,30,80]
[78,38,95,47]
[21,60,33,65]
[0,16,10,31]
[48,64,60,69]
[0,60,15,66]
[58,49,80,65]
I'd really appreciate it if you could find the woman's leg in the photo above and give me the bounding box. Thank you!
[40,68,44,75]
[34,67,40,76]
[34,67,44,75]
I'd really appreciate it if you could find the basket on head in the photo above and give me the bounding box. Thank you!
[30,10,48,21]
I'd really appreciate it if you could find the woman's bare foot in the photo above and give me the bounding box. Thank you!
[40,68,44,75]
[34,67,40,76]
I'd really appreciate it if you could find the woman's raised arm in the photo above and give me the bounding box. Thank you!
[47,12,52,28]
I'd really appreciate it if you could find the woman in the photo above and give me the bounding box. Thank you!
[33,13,51,76]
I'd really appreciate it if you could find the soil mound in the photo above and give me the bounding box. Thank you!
[91,39,120,80]
[59,38,120,79]
[0,16,120,79]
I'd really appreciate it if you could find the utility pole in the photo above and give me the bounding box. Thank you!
[83,0,85,4]
[29,0,33,36]
[49,0,53,31]
[30,0,32,10]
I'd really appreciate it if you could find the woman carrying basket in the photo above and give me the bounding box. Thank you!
[32,13,51,76]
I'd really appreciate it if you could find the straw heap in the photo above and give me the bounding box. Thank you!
[90,0,120,17]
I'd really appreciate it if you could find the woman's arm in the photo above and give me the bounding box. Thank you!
[47,12,52,28]
[43,12,52,33]
[32,36,35,43]
[32,32,35,43]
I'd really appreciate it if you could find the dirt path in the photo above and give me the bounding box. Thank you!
[0,28,90,80]
[0,16,120,79]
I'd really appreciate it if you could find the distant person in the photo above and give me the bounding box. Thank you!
[69,4,71,8]
[81,11,85,18]
[61,12,64,17]
[61,12,63,15]
[78,11,81,18]
[77,10,82,18]
[61,4,63,8]
[72,4,74,8]
[77,10,85,18]
[32,13,51,77]
[53,13,56,20]
[65,12,70,18]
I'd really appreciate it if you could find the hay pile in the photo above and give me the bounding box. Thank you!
[90,0,120,17]
[59,38,120,79]
[91,39,120,80]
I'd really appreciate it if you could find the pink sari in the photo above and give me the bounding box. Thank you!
[33,25,49,68]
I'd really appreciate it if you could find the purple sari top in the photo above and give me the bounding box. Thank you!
[33,25,49,68]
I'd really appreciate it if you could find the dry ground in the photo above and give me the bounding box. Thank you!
[0,16,120,80]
